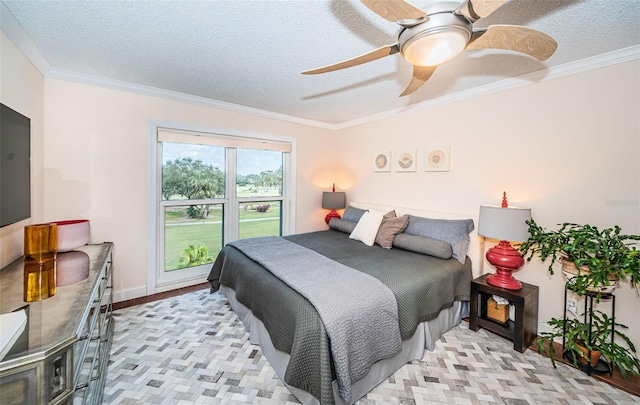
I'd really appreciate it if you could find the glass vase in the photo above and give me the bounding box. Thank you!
[24,223,57,263]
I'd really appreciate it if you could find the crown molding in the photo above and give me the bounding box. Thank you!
[333,45,640,130]
[0,2,50,74]
[2,3,637,131]
[39,46,640,131]
[45,67,337,130]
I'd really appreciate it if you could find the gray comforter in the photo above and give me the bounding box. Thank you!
[208,230,472,405]
[228,236,402,403]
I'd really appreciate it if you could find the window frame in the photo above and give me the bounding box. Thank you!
[147,120,296,295]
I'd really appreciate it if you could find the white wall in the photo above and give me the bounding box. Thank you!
[41,79,338,301]
[0,31,45,268]
[336,60,640,350]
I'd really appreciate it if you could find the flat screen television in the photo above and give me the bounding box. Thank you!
[1,103,31,227]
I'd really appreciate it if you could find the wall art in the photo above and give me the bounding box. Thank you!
[424,145,450,172]
[396,149,417,172]
[373,151,391,172]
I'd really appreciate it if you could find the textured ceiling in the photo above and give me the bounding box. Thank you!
[2,0,639,126]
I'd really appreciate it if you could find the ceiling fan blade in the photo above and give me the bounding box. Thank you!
[399,65,437,97]
[469,0,509,18]
[455,0,508,22]
[466,25,558,61]
[360,0,426,23]
[301,44,399,75]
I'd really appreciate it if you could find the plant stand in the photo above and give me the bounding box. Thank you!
[562,288,614,376]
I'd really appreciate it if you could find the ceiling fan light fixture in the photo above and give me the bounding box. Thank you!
[402,27,469,66]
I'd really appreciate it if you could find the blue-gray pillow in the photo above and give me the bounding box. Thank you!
[342,206,367,222]
[404,216,474,263]
[328,218,357,234]
[393,233,453,259]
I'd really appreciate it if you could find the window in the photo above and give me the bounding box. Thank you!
[237,149,283,238]
[149,125,295,293]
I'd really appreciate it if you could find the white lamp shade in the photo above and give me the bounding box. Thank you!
[478,205,531,242]
[322,192,346,210]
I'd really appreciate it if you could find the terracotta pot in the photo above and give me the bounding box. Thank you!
[575,340,601,367]
[561,259,620,293]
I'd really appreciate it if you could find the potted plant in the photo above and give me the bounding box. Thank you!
[518,221,640,297]
[537,310,640,378]
[518,219,640,378]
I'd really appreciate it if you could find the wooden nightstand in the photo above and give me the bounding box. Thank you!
[469,274,539,353]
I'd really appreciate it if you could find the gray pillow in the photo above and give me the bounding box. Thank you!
[404,215,474,263]
[393,233,453,259]
[375,211,409,249]
[342,206,367,222]
[328,218,357,234]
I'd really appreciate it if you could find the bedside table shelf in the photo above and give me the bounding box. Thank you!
[470,274,539,353]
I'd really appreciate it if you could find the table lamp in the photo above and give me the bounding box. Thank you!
[478,192,531,290]
[322,184,346,224]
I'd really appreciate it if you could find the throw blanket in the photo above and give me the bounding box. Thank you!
[228,236,402,402]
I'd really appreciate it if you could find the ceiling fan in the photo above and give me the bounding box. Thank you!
[301,0,558,97]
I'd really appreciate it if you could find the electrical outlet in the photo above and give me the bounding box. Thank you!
[567,298,578,316]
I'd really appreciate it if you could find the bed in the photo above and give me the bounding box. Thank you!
[207,202,480,405]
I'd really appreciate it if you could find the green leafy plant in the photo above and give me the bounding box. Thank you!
[537,309,640,378]
[518,220,640,297]
[186,204,211,219]
[520,219,640,378]
[178,244,213,269]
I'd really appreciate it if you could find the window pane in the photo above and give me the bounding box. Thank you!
[164,204,223,271]
[162,142,225,201]
[239,201,281,239]
[236,149,282,198]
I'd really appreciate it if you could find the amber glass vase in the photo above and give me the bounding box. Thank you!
[23,223,58,301]
[23,260,57,302]
[24,223,57,263]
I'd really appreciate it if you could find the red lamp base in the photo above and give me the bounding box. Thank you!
[324,209,341,224]
[485,240,524,290]
[486,269,523,290]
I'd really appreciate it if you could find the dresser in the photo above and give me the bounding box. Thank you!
[0,243,114,405]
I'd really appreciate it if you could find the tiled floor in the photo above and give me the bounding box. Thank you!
[104,289,640,404]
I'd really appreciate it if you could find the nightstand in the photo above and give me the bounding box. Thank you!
[469,274,539,353]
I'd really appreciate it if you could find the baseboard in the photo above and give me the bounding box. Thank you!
[111,282,209,311]
[112,286,147,304]
[538,321,570,345]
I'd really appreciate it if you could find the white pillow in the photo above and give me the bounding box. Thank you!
[349,210,384,246]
